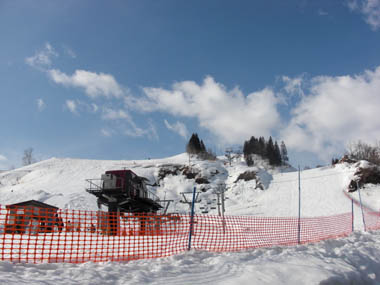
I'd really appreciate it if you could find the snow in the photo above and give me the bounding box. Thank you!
[0,231,379,284]
[0,153,379,283]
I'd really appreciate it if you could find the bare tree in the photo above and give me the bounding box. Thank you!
[225,148,233,166]
[22,147,35,166]
[346,141,380,165]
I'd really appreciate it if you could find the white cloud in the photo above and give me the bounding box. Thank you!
[92,103,99,112]
[48,69,124,99]
[126,76,281,145]
[164,120,189,138]
[348,0,359,10]
[66,100,77,114]
[281,66,380,160]
[0,154,7,161]
[348,0,380,30]
[37,98,46,111]
[25,43,58,69]
[101,129,112,137]
[102,108,131,120]
[63,45,76,58]
[101,108,158,139]
[318,9,328,16]
[124,121,158,140]
[281,75,305,99]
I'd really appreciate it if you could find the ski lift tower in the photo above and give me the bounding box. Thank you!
[86,170,162,235]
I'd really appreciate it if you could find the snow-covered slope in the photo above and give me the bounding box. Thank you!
[1,231,379,284]
[0,154,378,224]
[1,153,378,222]
[1,154,380,284]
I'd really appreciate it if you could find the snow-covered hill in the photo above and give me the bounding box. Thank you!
[0,153,285,213]
[0,153,378,223]
[1,153,380,284]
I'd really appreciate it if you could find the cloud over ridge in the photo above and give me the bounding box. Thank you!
[282,66,380,160]
[164,120,189,139]
[127,76,281,145]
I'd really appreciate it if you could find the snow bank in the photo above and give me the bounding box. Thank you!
[0,231,379,284]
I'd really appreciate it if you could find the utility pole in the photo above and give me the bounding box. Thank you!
[357,181,367,231]
[214,183,227,216]
[214,183,227,233]
[188,187,198,250]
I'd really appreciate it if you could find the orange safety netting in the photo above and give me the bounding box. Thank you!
[0,205,353,263]
[363,208,380,231]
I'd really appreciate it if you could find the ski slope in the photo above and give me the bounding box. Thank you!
[0,154,379,284]
[0,154,378,227]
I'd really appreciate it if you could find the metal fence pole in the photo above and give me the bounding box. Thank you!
[351,198,354,232]
[188,186,196,250]
[221,189,226,234]
[357,181,367,232]
[298,165,301,244]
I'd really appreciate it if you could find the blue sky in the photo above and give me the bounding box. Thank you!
[1,0,380,169]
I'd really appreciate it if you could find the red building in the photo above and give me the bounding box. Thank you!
[4,200,62,234]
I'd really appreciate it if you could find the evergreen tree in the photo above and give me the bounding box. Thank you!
[246,155,254,166]
[243,136,290,167]
[280,141,289,165]
[274,141,282,166]
[258,137,266,156]
[200,140,206,153]
[243,141,249,157]
[186,133,202,154]
[266,136,275,165]
[186,133,215,160]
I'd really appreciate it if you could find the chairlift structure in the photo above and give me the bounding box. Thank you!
[86,170,163,235]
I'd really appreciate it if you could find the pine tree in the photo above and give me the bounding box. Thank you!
[258,137,266,157]
[243,136,289,167]
[246,155,254,166]
[243,141,249,157]
[200,140,206,153]
[266,136,275,165]
[280,141,289,165]
[186,133,202,154]
[274,141,282,166]
[186,133,215,160]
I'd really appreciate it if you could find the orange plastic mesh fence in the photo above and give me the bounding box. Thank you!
[0,205,353,263]
[363,208,380,231]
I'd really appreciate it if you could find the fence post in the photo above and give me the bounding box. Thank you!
[221,189,226,234]
[357,181,367,232]
[298,165,301,244]
[188,186,196,250]
[351,198,354,232]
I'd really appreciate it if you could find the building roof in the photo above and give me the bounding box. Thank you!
[6,200,59,210]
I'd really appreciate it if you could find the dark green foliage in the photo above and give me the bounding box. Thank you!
[245,155,254,166]
[186,133,215,160]
[280,141,289,164]
[186,133,204,154]
[243,136,287,166]
[274,141,282,166]
[266,136,275,165]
